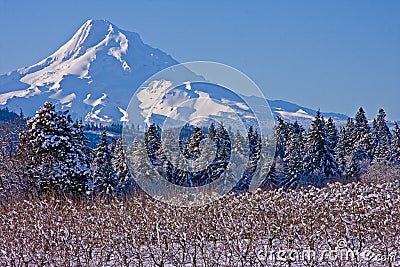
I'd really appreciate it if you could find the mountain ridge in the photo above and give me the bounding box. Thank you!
[0,19,350,127]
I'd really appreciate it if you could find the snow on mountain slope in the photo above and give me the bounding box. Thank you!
[0,19,349,127]
[0,19,178,123]
[133,81,258,128]
[267,99,348,127]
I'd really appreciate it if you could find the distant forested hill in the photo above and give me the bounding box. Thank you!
[0,107,18,121]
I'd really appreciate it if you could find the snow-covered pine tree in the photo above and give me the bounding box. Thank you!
[232,129,246,156]
[113,137,131,186]
[260,163,279,189]
[282,121,304,188]
[335,127,348,176]
[304,111,339,180]
[274,116,289,159]
[158,129,176,182]
[373,109,392,163]
[183,126,204,160]
[109,136,117,154]
[17,102,91,194]
[208,122,216,140]
[144,123,162,167]
[353,107,372,160]
[325,117,338,151]
[125,137,139,168]
[92,130,118,196]
[127,138,152,182]
[390,122,400,164]
[343,118,356,156]
[347,151,361,178]
[217,124,232,160]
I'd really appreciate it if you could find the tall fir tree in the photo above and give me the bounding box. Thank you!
[274,116,289,159]
[373,109,392,163]
[334,127,348,176]
[282,121,304,188]
[261,163,279,189]
[232,129,246,156]
[109,136,117,154]
[343,118,356,156]
[92,130,118,196]
[208,122,216,140]
[113,137,131,184]
[353,107,372,160]
[304,111,339,179]
[17,102,91,194]
[325,117,338,151]
[183,127,204,160]
[390,122,400,164]
[144,123,162,167]
[347,152,361,178]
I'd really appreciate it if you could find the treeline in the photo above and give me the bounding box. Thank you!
[84,122,122,134]
[1,103,399,199]
[264,107,400,189]
[136,122,261,189]
[0,107,19,121]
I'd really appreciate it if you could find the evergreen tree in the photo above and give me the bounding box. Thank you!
[92,130,118,196]
[335,127,348,176]
[274,116,289,159]
[145,123,161,152]
[213,124,232,164]
[144,123,162,167]
[17,102,91,194]
[343,118,356,156]
[347,152,361,178]
[304,111,339,179]
[261,163,279,189]
[248,126,261,163]
[282,121,304,187]
[373,109,392,163]
[232,129,246,156]
[208,122,216,140]
[234,126,261,192]
[390,122,400,164]
[353,107,372,160]
[183,127,204,160]
[109,136,117,154]
[125,137,139,168]
[325,117,338,151]
[113,137,131,183]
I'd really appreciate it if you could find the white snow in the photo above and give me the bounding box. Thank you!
[0,19,349,127]
[184,81,192,90]
[118,107,129,122]
[59,93,77,105]
[0,86,41,105]
[0,19,178,124]
[275,110,315,120]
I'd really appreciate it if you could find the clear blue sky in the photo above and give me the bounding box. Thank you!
[0,0,399,120]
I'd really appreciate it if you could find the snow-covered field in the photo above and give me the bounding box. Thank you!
[1,163,399,266]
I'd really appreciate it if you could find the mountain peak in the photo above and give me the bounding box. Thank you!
[0,20,349,127]
[0,20,179,123]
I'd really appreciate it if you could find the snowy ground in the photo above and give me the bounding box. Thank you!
[0,163,399,266]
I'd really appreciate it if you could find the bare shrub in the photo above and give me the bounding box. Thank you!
[0,165,399,266]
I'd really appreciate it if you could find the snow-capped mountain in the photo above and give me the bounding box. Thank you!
[130,81,263,130]
[0,19,348,127]
[0,19,178,123]
[267,100,348,127]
